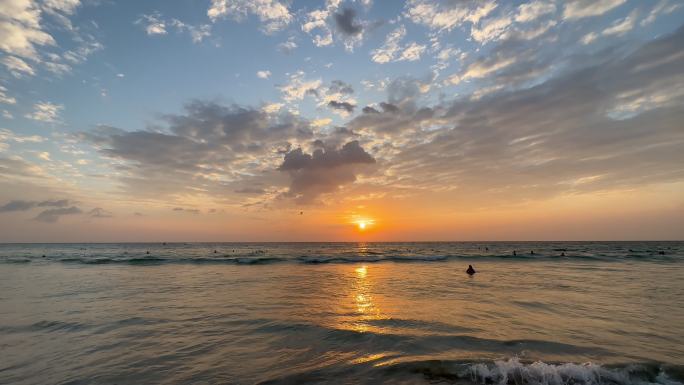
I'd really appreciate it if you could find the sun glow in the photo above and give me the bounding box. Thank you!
[354,218,374,231]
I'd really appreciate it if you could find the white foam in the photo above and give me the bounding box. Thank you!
[467,358,681,385]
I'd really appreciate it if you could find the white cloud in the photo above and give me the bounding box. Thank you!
[405,0,497,32]
[371,25,426,63]
[0,85,16,105]
[563,0,626,20]
[398,42,426,61]
[116,73,125,78]
[470,15,513,44]
[0,128,45,143]
[137,13,167,35]
[208,0,292,34]
[2,110,13,119]
[311,118,332,127]
[25,101,63,123]
[37,151,51,161]
[602,10,637,36]
[262,102,284,113]
[1,55,35,77]
[515,1,556,23]
[302,8,334,47]
[582,10,638,45]
[170,19,211,43]
[279,71,323,102]
[581,32,598,45]
[137,14,211,43]
[278,37,297,53]
[448,56,517,85]
[641,0,682,26]
[257,70,272,79]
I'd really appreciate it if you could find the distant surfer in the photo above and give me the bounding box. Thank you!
[466,265,476,275]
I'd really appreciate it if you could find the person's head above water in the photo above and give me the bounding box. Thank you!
[466,265,476,275]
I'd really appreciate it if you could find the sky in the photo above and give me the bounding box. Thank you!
[1,0,683,242]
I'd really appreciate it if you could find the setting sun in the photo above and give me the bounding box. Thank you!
[358,222,367,230]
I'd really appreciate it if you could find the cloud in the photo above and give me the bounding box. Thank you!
[371,25,684,204]
[448,53,517,85]
[515,1,556,23]
[88,207,112,218]
[642,0,682,26]
[81,101,314,197]
[0,157,45,179]
[279,71,323,102]
[328,100,355,113]
[371,25,426,63]
[25,102,63,123]
[602,10,637,36]
[278,140,375,203]
[34,206,81,223]
[0,200,35,212]
[2,55,35,77]
[563,0,626,20]
[328,80,354,95]
[257,70,271,79]
[137,13,167,35]
[172,207,200,214]
[0,85,17,105]
[137,13,211,43]
[0,199,72,212]
[0,0,56,60]
[0,128,45,144]
[334,8,362,36]
[581,10,638,45]
[404,0,497,32]
[277,37,297,53]
[208,0,292,34]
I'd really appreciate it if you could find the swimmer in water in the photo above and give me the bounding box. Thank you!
[513,250,517,256]
[466,265,476,275]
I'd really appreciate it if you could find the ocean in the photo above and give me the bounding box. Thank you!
[1,242,682,384]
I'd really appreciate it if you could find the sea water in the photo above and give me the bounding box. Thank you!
[1,242,683,384]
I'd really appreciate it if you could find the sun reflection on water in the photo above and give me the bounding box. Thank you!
[349,264,384,333]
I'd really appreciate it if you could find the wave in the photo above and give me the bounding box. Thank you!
[1,249,681,265]
[259,358,684,385]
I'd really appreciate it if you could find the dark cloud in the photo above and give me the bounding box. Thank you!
[334,8,362,36]
[172,207,200,214]
[34,206,82,223]
[279,141,375,203]
[362,106,379,114]
[0,199,73,212]
[235,187,265,194]
[89,207,113,218]
[379,102,399,113]
[81,101,314,197]
[329,80,354,95]
[328,100,356,113]
[37,199,70,208]
[0,200,36,212]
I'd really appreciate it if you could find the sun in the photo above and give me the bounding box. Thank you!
[358,222,367,230]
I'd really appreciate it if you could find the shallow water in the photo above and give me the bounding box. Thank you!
[1,242,683,384]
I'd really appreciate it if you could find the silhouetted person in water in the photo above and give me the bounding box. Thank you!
[466,265,476,275]
[530,250,535,255]
[561,252,565,257]
[513,250,517,256]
